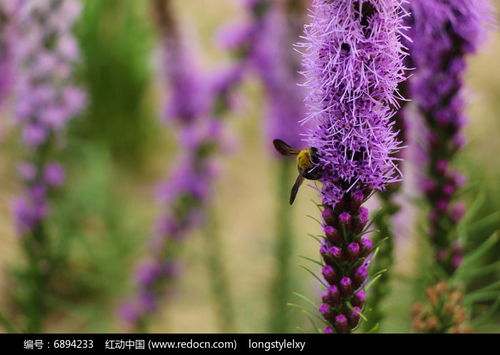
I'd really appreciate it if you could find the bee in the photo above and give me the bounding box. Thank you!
[273,139,323,205]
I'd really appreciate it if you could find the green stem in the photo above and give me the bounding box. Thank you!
[364,191,399,332]
[20,144,53,332]
[22,221,50,332]
[269,160,295,333]
[205,210,235,332]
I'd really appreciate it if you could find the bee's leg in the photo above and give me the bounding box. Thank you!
[290,175,304,205]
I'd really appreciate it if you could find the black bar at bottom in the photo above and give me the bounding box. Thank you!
[0,333,496,353]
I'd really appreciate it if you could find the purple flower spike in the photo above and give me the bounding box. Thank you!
[302,0,408,333]
[123,0,271,330]
[12,0,84,236]
[410,0,493,275]
[251,1,306,152]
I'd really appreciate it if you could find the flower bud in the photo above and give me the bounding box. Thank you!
[322,285,341,305]
[348,306,362,328]
[421,179,436,194]
[347,243,360,261]
[329,246,343,261]
[335,314,349,333]
[436,160,448,173]
[352,290,366,307]
[319,303,336,323]
[351,191,364,210]
[436,199,449,212]
[322,265,337,284]
[451,202,465,223]
[324,225,341,245]
[339,277,353,296]
[320,243,331,264]
[359,237,373,256]
[324,325,334,334]
[442,183,455,197]
[358,207,369,224]
[338,212,351,232]
[353,207,369,233]
[353,267,368,288]
[452,254,463,269]
[322,208,335,225]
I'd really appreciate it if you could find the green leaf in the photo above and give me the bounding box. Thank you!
[455,261,500,281]
[287,303,327,325]
[302,310,323,333]
[299,255,323,267]
[366,323,380,334]
[0,312,19,333]
[299,265,327,288]
[306,215,322,226]
[292,291,319,309]
[306,233,324,244]
[471,297,500,327]
[365,273,383,291]
[464,291,500,305]
[310,199,323,213]
[461,233,499,267]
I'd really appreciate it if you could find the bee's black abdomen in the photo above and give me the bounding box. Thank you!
[303,167,322,180]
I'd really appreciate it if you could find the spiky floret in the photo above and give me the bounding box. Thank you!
[300,0,407,206]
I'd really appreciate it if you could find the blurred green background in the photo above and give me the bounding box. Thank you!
[0,0,498,333]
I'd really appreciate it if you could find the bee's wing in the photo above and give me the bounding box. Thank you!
[273,139,300,156]
[289,174,305,205]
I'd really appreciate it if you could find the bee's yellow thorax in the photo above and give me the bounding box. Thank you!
[296,150,314,169]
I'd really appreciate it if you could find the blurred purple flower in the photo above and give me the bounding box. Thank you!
[252,1,306,151]
[12,0,84,237]
[410,0,493,274]
[0,0,21,107]
[14,0,85,148]
[161,37,210,124]
[44,163,65,187]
